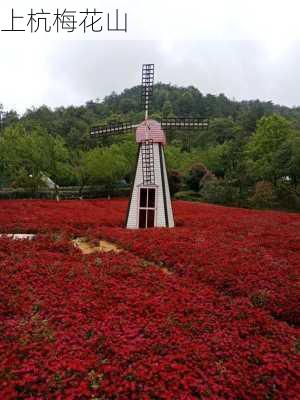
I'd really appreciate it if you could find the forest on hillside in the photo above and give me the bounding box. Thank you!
[0,83,300,210]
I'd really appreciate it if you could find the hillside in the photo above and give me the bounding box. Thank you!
[0,84,300,211]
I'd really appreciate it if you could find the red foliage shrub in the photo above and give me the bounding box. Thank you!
[96,201,300,327]
[0,199,299,398]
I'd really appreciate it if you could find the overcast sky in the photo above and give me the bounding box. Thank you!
[1,0,300,114]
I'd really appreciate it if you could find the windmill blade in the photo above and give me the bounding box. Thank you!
[161,117,209,130]
[141,64,155,119]
[90,122,138,138]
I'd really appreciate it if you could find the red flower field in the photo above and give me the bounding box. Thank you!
[0,199,299,399]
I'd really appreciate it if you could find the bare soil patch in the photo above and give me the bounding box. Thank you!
[72,238,121,254]
[72,237,172,275]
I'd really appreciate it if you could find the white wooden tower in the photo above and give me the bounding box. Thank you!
[90,64,209,229]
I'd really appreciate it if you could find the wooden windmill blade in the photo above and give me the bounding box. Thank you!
[161,117,209,130]
[161,117,209,152]
[90,122,139,138]
[141,64,155,119]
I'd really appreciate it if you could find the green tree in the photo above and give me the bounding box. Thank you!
[186,162,210,192]
[165,145,186,171]
[168,170,182,196]
[45,135,75,198]
[0,123,71,193]
[162,100,175,118]
[238,100,273,134]
[245,114,293,185]
[207,117,238,145]
[0,124,47,190]
[178,91,194,116]
[82,145,129,196]
[289,134,300,187]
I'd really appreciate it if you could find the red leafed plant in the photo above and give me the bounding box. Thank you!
[0,199,299,399]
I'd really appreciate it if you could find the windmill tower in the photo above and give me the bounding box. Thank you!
[90,64,209,229]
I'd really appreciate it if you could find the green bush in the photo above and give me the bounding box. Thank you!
[186,162,210,192]
[168,170,182,196]
[200,178,240,205]
[174,191,202,201]
[274,181,300,211]
[248,181,276,209]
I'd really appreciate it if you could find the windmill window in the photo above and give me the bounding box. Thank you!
[147,209,155,227]
[148,188,155,208]
[139,188,156,228]
[140,188,147,208]
[139,209,147,228]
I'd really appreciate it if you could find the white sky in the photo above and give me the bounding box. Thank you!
[1,0,300,114]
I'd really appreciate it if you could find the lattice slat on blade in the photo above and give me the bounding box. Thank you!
[141,139,155,185]
[90,122,137,137]
[161,117,209,130]
[142,64,155,115]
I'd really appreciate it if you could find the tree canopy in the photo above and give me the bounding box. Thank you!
[0,83,300,209]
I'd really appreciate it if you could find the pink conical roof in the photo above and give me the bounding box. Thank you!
[136,119,166,145]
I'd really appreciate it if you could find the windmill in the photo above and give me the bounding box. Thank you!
[90,64,209,229]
